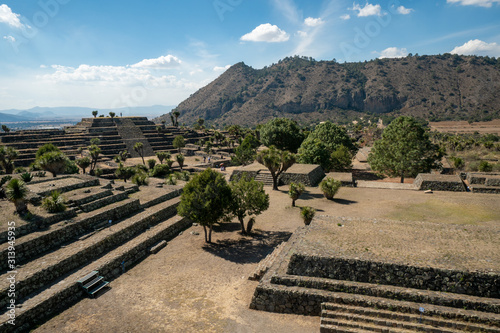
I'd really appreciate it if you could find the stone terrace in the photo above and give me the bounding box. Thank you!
[0,175,191,333]
[250,217,500,332]
[0,117,208,167]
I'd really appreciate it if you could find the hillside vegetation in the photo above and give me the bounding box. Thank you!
[156,54,500,127]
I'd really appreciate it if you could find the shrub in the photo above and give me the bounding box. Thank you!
[132,171,148,186]
[65,160,80,174]
[288,182,305,207]
[94,168,103,177]
[20,172,33,183]
[6,178,28,214]
[178,170,190,181]
[300,206,316,225]
[34,171,46,177]
[319,177,341,200]
[150,164,170,178]
[42,191,66,213]
[147,159,157,170]
[165,174,177,185]
[14,167,27,174]
[478,160,493,172]
[450,156,464,170]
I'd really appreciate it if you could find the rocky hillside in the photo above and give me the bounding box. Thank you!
[156,54,500,127]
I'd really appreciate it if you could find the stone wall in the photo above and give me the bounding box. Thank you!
[279,164,325,187]
[229,169,259,182]
[287,254,499,298]
[414,174,466,192]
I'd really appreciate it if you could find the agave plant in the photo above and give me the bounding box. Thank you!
[300,206,316,226]
[42,191,66,213]
[319,177,341,200]
[165,174,177,185]
[20,172,34,183]
[6,178,28,214]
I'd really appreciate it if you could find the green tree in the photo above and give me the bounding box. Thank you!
[115,163,135,182]
[319,177,341,200]
[177,168,232,243]
[256,146,296,190]
[76,157,91,174]
[156,151,170,164]
[176,154,185,171]
[92,110,98,118]
[260,118,304,152]
[37,151,69,177]
[134,142,145,165]
[0,146,19,174]
[109,111,116,119]
[35,143,60,159]
[229,175,270,234]
[297,138,331,171]
[6,178,28,214]
[89,144,101,173]
[368,116,443,183]
[232,134,259,166]
[330,145,352,171]
[173,111,180,126]
[288,182,305,207]
[173,135,185,153]
[1,125,10,133]
[300,206,316,225]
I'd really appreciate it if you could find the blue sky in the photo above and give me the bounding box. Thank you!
[0,0,499,110]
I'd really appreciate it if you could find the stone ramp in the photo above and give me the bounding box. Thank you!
[114,118,155,158]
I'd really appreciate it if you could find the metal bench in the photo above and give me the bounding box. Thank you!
[77,270,109,297]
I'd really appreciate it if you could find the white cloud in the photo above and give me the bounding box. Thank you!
[304,17,324,27]
[340,14,351,20]
[447,0,500,7]
[0,4,23,28]
[396,6,414,14]
[351,2,383,17]
[240,23,290,43]
[131,55,182,69]
[450,39,500,56]
[296,30,308,37]
[213,65,231,72]
[3,35,15,43]
[272,0,301,23]
[377,47,408,58]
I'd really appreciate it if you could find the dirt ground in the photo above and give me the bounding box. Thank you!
[429,119,500,135]
[33,183,500,333]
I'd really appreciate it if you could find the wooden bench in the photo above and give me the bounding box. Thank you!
[77,271,109,297]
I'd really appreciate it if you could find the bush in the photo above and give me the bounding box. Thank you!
[94,168,103,177]
[132,171,148,186]
[42,191,67,213]
[300,206,316,225]
[150,164,170,178]
[165,174,177,185]
[319,177,341,200]
[288,182,305,207]
[147,159,157,170]
[478,160,493,172]
[177,171,190,181]
[20,172,33,183]
[34,171,46,177]
[14,167,27,174]
[65,160,80,174]
[450,156,464,170]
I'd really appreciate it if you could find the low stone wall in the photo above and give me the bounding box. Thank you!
[279,164,325,187]
[466,172,500,185]
[229,169,259,182]
[485,176,500,187]
[0,217,191,333]
[0,199,141,271]
[414,174,465,192]
[287,254,499,298]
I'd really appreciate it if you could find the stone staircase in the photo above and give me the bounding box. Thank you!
[254,172,274,186]
[0,175,190,332]
[468,172,500,194]
[250,225,500,333]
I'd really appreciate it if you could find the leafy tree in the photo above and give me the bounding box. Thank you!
[330,145,352,171]
[35,143,60,158]
[297,138,331,171]
[197,118,205,127]
[256,146,296,190]
[90,137,101,146]
[92,110,98,118]
[109,111,116,119]
[37,151,69,177]
[307,121,357,154]
[173,111,180,126]
[213,131,224,145]
[170,113,175,126]
[319,177,341,200]
[89,144,101,173]
[260,118,305,152]
[173,135,185,152]
[368,116,443,183]
[232,134,259,166]
[177,168,232,243]
[1,125,10,133]
[176,154,185,171]
[76,157,91,174]
[131,168,148,186]
[147,158,156,170]
[115,163,135,182]
[149,164,170,178]
[288,182,305,207]
[134,142,145,165]
[229,174,270,234]
[156,151,170,164]
[0,146,18,174]
[118,150,129,162]
[6,178,28,214]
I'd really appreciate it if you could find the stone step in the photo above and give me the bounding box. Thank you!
[271,275,500,314]
[322,303,500,333]
[0,198,141,272]
[320,323,373,333]
[320,317,419,333]
[65,188,114,207]
[0,214,190,332]
[77,191,129,213]
[249,242,286,281]
[470,185,500,194]
[0,196,181,310]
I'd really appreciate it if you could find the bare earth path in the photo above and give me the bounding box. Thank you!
[34,186,500,333]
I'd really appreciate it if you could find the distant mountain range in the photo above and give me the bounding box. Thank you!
[157,54,500,127]
[0,105,176,123]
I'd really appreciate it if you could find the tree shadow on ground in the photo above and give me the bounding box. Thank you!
[202,229,292,264]
[332,198,357,205]
[353,170,383,181]
[300,191,324,200]
[212,222,242,233]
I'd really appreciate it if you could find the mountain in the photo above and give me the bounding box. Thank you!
[0,105,176,122]
[157,54,500,127]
